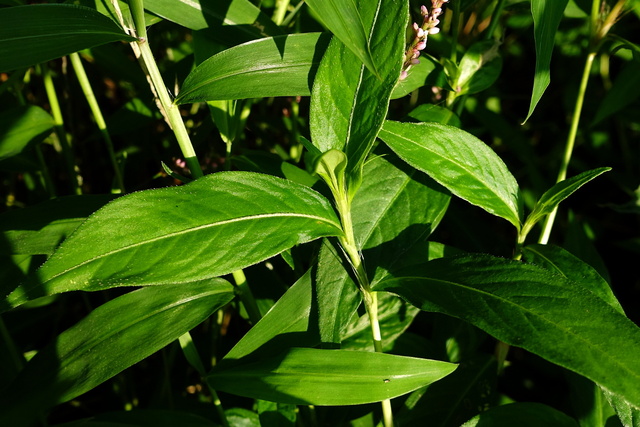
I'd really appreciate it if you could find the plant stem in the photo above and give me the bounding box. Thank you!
[334,191,392,427]
[484,0,506,41]
[69,52,126,193]
[128,0,203,179]
[42,63,82,195]
[538,51,597,244]
[273,0,290,26]
[232,269,262,325]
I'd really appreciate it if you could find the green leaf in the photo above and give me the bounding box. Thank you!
[461,402,579,427]
[522,167,611,236]
[175,33,331,103]
[454,40,503,96]
[0,280,235,426]
[0,4,136,73]
[396,355,497,427]
[0,195,116,256]
[0,106,54,161]
[374,255,640,410]
[309,0,407,195]
[593,61,640,125]
[144,0,282,43]
[379,121,521,230]
[223,269,320,361]
[522,243,623,314]
[407,103,462,128]
[391,55,449,99]
[304,0,379,77]
[524,0,570,122]
[210,347,457,405]
[2,172,342,311]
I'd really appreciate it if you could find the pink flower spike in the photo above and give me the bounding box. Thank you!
[421,5,428,15]
[416,41,427,50]
[433,8,442,16]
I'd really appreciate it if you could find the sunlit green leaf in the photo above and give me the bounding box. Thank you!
[379,121,521,229]
[305,0,379,77]
[175,33,331,103]
[0,4,135,73]
[522,167,610,236]
[0,280,235,425]
[309,0,407,195]
[210,347,457,405]
[2,172,342,311]
[144,0,282,43]
[524,0,570,122]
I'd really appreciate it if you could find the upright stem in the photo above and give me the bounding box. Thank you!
[69,52,126,193]
[538,51,597,244]
[484,0,506,41]
[42,64,82,195]
[128,0,202,179]
[334,191,392,427]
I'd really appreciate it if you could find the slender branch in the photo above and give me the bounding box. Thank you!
[69,52,125,193]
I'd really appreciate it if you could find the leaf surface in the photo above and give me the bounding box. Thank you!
[523,167,610,235]
[379,121,521,229]
[309,0,407,193]
[0,106,54,160]
[524,0,570,122]
[0,4,135,73]
[175,33,331,103]
[2,172,341,311]
[210,347,457,405]
[374,254,640,409]
[144,0,282,42]
[305,0,379,77]
[0,280,235,426]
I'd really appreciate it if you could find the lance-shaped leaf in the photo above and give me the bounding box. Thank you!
[522,167,611,237]
[0,106,54,161]
[373,255,640,409]
[210,347,456,405]
[309,0,407,195]
[0,280,235,426]
[175,33,331,103]
[144,0,282,42]
[524,0,570,122]
[379,121,521,229]
[0,4,136,73]
[305,0,379,77]
[2,172,342,311]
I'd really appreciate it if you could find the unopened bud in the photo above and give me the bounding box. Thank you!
[400,70,408,80]
[421,5,428,15]
[428,27,440,35]
[416,41,427,50]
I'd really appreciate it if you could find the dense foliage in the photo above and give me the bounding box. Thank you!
[0,0,639,426]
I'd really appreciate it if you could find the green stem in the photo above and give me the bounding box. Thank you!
[334,191,392,427]
[69,52,126,193]
[273,0,290,26]
[232,269,262,325]
[484,0,506,41]
[129,0,202,179]
[42,64,82,195]
[538,50,597,244]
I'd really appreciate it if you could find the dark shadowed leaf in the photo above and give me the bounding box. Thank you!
[461,402,579,426]
[0,280,235,426]
[374,255,640,410]
[0,4,135,72]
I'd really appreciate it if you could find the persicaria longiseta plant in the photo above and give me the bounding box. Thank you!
[0,0,639,426]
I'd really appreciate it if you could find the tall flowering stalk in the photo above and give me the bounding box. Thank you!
[400,0,449,80]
